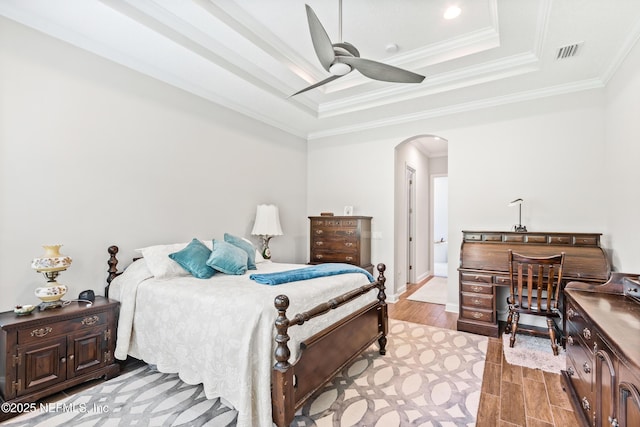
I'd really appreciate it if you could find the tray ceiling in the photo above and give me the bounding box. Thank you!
[2,0,640,139]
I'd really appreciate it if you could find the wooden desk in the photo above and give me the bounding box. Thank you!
[457,230,610,337]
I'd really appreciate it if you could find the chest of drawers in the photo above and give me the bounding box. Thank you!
[309,216,373,274]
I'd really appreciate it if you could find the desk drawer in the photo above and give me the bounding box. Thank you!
[461,282,493,295]
[461,292,493,310]
[460,307,494,323]
[460,273,492,283]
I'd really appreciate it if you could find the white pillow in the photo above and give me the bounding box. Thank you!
[136,240,213,279]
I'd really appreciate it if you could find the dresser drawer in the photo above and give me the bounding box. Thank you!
[461,292,493,310]
[18,312,108,344]
[460,273,492,283]
[566,355,594,421]
[567,332,594,381]
[461,282,493,295]
[311,251,360,264]
[311,233,359,249]
[566,303,595,351]
[460,307,494,323]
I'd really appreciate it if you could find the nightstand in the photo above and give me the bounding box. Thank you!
[0,297,119,421]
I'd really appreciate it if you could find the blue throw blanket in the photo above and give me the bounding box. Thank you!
[249,263,374,285]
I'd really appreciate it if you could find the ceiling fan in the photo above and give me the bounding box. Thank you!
[291,1,425,97]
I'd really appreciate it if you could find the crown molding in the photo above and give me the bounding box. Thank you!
[307,78,605,140]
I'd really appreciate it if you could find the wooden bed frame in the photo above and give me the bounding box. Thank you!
[105,245,388,427]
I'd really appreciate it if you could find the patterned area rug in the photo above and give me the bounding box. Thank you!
[5,320,487,427]
[502,332,566,374]
[407,277,448,305]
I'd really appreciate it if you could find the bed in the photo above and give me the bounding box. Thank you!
[105,241,387,427]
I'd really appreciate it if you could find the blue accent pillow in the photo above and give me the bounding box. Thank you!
[224,233,257,270]
[206,239,248,275]
[168,238,216,279]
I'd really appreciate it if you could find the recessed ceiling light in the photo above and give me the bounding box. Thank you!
[444,5,461,20]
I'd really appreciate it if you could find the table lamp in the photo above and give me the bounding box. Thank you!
[251,205,283,259]
[31,244,71,309]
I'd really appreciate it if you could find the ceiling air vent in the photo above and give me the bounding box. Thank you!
[556,42,583,60]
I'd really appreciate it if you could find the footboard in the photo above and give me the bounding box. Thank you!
[271,263,387,427]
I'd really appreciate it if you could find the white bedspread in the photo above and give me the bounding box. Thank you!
[109,260,377,427]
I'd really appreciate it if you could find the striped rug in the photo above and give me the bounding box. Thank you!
[5,320,487,426]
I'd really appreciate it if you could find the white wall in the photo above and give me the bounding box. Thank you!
[0,18,307,311]
[604,37,640,273]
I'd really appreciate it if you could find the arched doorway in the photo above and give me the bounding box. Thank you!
[393,135,448,296]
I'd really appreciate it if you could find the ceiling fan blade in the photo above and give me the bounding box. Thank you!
[305,5,335,72]
[289,74,343,97]
[336,57,425,83]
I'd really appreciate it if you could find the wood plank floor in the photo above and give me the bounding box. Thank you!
[389,278,580,427]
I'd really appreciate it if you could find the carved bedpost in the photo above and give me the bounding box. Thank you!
[272,295,295,427]
[376,263,388,355]
[106,245,119,298]
[273,295,291,370]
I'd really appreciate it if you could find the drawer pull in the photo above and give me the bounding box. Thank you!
[346,230,355,235]
[567,336,574,346]
[314,241,324,246]
[581,397,591,411]
[609,416,619,427]
[345,256,354,262]
[471,286,482,293]
[344,242,353,247]
[567,308,577,319]
[583,362,591,374]
[582,328,592,340]
[472,312,483,319]
[315,254,324,259]
[472,299,482,305]
[315,230,324,235]
[82,316,99,326]
[31,327,52,338]
[567,366,575,376]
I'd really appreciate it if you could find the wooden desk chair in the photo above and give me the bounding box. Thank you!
[506,250,566,356]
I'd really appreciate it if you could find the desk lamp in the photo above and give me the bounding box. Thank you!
[508,199,527,232]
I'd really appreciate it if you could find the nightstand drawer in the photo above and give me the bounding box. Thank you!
[18,311,108,344]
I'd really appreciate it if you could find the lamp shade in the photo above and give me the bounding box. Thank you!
[251,204,283,236]
[31,244,72,272]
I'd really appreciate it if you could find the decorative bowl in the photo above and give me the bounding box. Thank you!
[35,285,67,302]
[14,304,37,316]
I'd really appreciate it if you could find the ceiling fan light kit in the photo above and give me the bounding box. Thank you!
[291,2,425,96]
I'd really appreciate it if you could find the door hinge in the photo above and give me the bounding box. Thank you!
[104,329,111,341]
[12,379,21,393]
[104,351,112,363]
[12,353,21,367]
